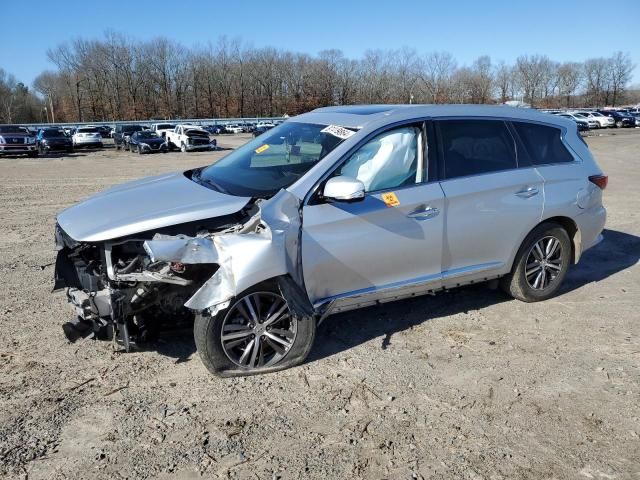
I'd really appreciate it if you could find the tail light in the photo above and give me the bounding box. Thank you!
[589,175,608,190]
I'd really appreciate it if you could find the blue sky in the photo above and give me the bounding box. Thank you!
[1,0,638,88]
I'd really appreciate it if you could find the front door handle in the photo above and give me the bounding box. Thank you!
[515,186,539,198]
[407,206,439,220]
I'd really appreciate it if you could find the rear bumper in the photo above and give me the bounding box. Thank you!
[576,205,607,260]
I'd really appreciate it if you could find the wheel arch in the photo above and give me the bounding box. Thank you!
[509,216,581,273]
[542,215,580,264]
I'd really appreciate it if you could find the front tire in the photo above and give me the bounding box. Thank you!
[180,143,187,153]
[137,145,143,155]
[194,283,315,377]
[500,223,571,302]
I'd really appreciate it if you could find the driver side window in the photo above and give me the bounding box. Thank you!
[336,126,422,192]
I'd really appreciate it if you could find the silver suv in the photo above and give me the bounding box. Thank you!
[54,105,607,376]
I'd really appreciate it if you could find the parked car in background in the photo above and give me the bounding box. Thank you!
[165,124,213,152]
[581,111,614,128]
[569,112,599,129]
[150,123,176,139]
[203,125,223,135]
[597,110,636,128]
[625,111,640,126]
[558,113,589,131]
[256,121,275,129]
[72,127,103,149]
[54,105,606,376]
[128,130,168,154]
[95,126,112,138]
[253,125,274,137]
[0,125,38,157]
[224,124,243,134]
[114,124,145,150]
[37,128,73,154]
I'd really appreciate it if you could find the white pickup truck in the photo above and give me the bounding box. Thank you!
[165,125,212,152]
[150,122,176,139]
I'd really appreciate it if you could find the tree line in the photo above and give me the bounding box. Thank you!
[1,33,637,124]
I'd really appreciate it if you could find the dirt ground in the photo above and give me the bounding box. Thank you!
[0,130,638,480]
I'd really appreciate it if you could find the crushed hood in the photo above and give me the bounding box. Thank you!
[57,172,251,242]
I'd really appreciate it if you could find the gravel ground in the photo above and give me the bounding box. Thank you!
[0,131,638,480]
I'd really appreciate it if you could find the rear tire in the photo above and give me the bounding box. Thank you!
[194,282,315,377]
[500,223,571,302]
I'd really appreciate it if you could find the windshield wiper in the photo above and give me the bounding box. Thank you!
[191,168,229,194]
[202,178,229,194]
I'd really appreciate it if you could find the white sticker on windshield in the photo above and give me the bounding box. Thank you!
[321,125,355,140]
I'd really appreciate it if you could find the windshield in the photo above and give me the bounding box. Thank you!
[42,129,67,138]
[186,128,208,136]
[138,131,160,139]
[195,122,351,197]
[0,126,29,134]
[122,125,143,133]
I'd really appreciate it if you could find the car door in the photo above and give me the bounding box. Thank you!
[301,123,445,311]
[434,118,544,286]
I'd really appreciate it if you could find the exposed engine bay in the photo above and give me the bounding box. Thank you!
[54,202,260,349]
[54,190,315,351]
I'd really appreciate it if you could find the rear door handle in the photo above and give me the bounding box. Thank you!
[407,206,439,220]
[515,186,539,198]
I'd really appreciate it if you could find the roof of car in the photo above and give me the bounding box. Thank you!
[293,104,574,130]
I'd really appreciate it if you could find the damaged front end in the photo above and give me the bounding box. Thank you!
[54,190,315,352]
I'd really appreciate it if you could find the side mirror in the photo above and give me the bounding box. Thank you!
[323,176,365,201]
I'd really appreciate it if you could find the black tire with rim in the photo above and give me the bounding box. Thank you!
[180,143,187,153]
[501,222,571,302]
[194,282,316,377]
[137,145,143,155]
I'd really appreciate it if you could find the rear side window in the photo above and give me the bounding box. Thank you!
[512,122,575,165]
[436,120,517,180]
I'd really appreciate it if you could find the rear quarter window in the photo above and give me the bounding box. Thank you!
[512,122,575,165]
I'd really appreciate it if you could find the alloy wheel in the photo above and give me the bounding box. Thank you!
[220,292,296,369]
[525,236,563,290]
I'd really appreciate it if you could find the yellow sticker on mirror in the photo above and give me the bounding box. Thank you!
[255,144,270,154]
[382,192,400,207]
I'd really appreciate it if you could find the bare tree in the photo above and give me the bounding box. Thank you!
[609,51,635,106]
[494,61,514,103]
[10,33,634,123]
[557,62,583,107]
